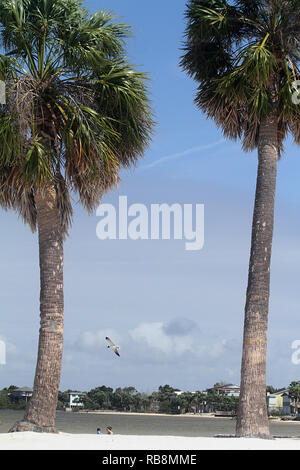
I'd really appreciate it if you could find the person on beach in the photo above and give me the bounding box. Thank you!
[96,428,102,435]
[106,426,113,435]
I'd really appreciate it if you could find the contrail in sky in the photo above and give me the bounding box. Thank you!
[141,139,225,171]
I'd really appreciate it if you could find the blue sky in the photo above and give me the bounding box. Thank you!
[1,0,300,394]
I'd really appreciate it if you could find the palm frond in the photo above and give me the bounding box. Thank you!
[181,0,300,152]
[0,0,154,236]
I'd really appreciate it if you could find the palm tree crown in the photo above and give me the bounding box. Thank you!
[0,0,153,432]
[181,0,300,438]
[0,0,153,234]
[180,0,300,152]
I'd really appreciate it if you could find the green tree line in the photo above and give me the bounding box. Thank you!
[3,382,299,415]
[0,383,243,414]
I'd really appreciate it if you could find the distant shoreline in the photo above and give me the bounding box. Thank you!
[76,410,300,423]
[77,410,220,418]
[2,408,299,424]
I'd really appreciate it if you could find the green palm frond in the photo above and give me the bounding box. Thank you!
[0,0,154,233]
[94,60,154,165]
[181,0,300,151]
[23,136,51,184]
[0,115,21,165]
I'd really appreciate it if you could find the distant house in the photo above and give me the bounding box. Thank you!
[288,381,300,415]
[68,391,84,409]
[207,384,240,397]
[10,387,33,402]
[267,389,292,415]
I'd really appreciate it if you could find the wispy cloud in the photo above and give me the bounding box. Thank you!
[141,139,224,171]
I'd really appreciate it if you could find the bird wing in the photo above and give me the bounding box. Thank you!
[105,336,115,347]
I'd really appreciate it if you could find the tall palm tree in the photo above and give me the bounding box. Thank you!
[0,0,153,432]
[181,0,300,438]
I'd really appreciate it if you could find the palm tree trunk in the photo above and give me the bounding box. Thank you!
[236,115,279,438]
[10,186,64,432]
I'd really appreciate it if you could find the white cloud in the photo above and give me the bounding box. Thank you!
[77,328,120,351]
[124,321,228,360]
[129,321,194,356]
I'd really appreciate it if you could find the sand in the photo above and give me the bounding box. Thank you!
[0,432,300,450]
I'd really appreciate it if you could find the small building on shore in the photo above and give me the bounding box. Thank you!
[10,387,33,402]
[207,384,240,397]
[267,389,292,415]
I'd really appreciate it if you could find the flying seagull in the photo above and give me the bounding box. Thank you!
[105,337,120,357]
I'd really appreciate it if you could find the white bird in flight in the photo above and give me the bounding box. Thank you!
[105,337,120,357]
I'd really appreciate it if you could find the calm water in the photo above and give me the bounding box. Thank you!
[1,410,300,437]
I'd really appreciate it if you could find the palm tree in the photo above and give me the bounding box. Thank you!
[0,0,153,432]
[181,0,300,438]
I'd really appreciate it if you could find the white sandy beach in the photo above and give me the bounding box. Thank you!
[0,432,300,450]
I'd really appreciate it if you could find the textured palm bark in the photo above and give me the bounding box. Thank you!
[10,186,64,432]
[236,115,279,438]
